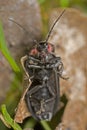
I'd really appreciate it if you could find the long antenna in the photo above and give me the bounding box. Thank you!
[9,18,38,46]
[45,9,66,43]
[9,18,28,33]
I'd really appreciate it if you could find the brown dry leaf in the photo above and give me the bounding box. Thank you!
[14,82,31,123]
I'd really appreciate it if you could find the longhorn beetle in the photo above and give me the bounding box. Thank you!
[13,10,67,122]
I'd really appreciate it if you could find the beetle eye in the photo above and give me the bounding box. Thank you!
[30,48,38,55]
[47,44,54,52]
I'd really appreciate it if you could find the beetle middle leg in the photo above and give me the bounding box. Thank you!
[26,84,43,97]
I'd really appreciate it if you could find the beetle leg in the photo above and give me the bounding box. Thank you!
[28,56,44,64]
[28,64,44,69]
[57,73,69,80]
[28,56,41,63]
[26,85,43,97]
[45,95,56,103]
[44,69,58,104]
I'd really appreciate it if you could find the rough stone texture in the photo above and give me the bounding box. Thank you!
[0,0,42,103]
[0,0,42,57]
[49,8,87,130]
[62,100,87,130]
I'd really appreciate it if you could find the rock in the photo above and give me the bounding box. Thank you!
[49,8,87,101]
[62,100,87,130]
[49,8,87,130]
[0,0,42,58]
[0,0,42,103]
[55,123,66,130]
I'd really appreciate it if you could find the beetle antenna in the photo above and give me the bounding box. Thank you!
[45,9,66,43]
[9,18,28,33]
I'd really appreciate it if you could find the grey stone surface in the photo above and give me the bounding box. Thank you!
[0,0,42,57]
[49,8,87,130]
[49,8,87,101]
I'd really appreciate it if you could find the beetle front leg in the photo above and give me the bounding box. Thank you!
[28,64,44,69]
[28,56,41,63]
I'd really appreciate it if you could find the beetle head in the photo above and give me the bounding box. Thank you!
[37,41,54,53]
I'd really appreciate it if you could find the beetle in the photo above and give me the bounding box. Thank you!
[23,43,64,121]
[14,9,67,122]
